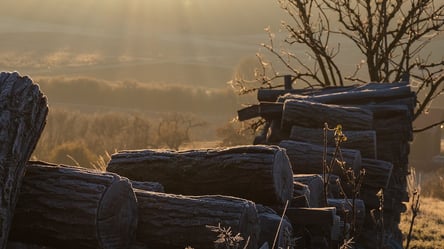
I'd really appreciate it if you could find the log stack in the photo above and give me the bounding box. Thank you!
[237,79,415,248]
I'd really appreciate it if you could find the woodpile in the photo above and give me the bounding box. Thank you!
[237,78,415,248]
[1,72,416,249]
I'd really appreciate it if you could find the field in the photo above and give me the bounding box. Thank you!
[400,197,444,249]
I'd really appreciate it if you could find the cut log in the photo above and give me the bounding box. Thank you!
[266,119,289,143]
[279,140,362,178]
[107,145,294,206]
[281,99,373,131]
[284,207,336,226]
[289,126,377,159]
[237,105,260,121]
[9,161,138,249]
[327,198,366,229]
[0,72,48,248]
[131,181,164,193]
[361,159,393,189]
[291,181,311,207]
[293,174,324,208]
[256,205,293,249]
[278,81,412,105]
[134,189,259,249]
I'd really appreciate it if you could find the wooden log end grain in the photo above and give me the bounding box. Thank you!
[0,72,48,248]
[10,161,138,249]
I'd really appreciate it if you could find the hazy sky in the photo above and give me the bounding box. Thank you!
[0,1,286,86]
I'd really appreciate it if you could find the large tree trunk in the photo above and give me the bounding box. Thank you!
[107,145,294,206]
[9,161,138,249]
[281,99,373,131]
[0,72,48,249]
[289,126,377,159]
[134,189,259,249]
[279,140,362,178]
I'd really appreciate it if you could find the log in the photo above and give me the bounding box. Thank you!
[284,207,336,226]
[327,199,366,229]
[281,99,373,131]
[9,161,138,249]
[291,181,311,207]
[361,158,393,189]
[237,104,260,121]
[265,119,289,143]
[257,85,358,102]
[293,174,324,208]
[279,140,362,178]
[278,81,412,105]
[131,181,164,193]
[107,145,294,206]
[0,72,48,248]
[289,126,377,159]
[256,205,293,249]
[134,189,259,249]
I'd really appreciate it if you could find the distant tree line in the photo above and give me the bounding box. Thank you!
[33,108,253,169]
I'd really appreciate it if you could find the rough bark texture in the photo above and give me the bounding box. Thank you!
[281,99,373,131]
[289,126,377,159]
[9,161,138,249]
[277,81,412,105]
[0,72,48,249]
[279,140,362,178]
[361,158,393,189]
[134,189,259,249]
[131,181,164,193]
[327,198,366,228]
[107,145,294,206]
[256,205,293,249]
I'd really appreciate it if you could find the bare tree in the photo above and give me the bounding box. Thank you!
[231,0,444,128]
[157,113,206,151]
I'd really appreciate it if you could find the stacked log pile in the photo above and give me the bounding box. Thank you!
[237,79,415,248]
[1,72,415,249]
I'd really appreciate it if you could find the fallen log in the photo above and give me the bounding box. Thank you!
[289,126,377,159]
[293,174,324,208]
[134,189,259,249]
[9,161,138,249]
[107,145,294,206]
[281,99,373,131]
[279,140,362,178]
[0,72,48,248]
